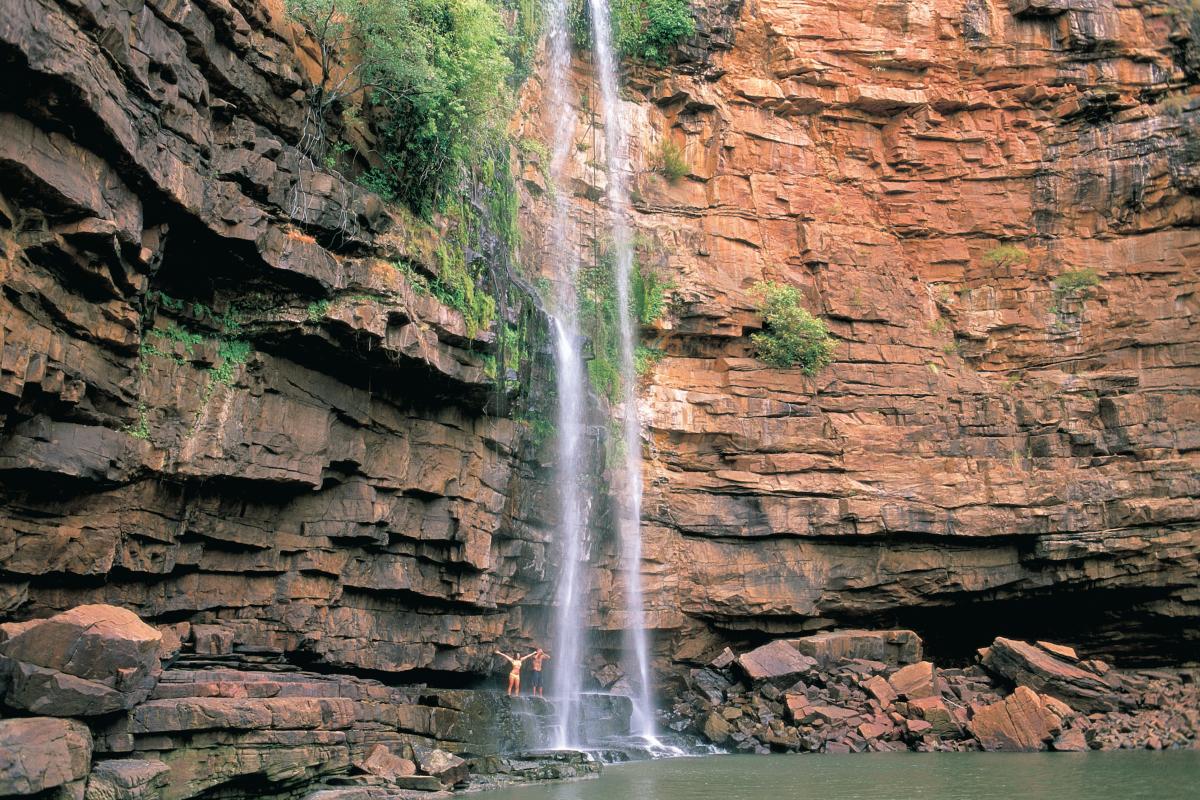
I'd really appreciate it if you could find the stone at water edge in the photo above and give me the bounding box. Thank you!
[703,710,733,744]
[888,661,939,700]
[355,745,416,780]
[906,696,960,737]
[969,686,1066,752]
[736,640,818,685]
[414,749,467,788]
[1051,728,1089,752]
[0,717,93,797]
[0,604,162,716]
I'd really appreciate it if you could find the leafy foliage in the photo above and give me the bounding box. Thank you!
[749,281,835,375]
[1053,268,1101,295]
[982,245,1029,269]
[612,0,695,64]
[567,0,695,64]
[577,244,672,400]
[285,0,520,216]
[657,139,687,181]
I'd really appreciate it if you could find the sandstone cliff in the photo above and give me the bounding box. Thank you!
[1,0,1197,700]
[0,0,560,680]
[514,0,1200,668]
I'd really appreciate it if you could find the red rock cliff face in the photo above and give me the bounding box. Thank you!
[514,0,1200,665]
[0,0,560,677]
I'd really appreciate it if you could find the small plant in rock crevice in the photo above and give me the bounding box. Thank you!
[749,280,836,375]
[657,139,688,182]
[982,244,1029,270]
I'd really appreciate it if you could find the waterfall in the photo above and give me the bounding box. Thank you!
[585,0,657,741]
[545,0,588,749]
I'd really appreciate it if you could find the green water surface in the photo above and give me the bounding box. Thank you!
[479,751,1200,800]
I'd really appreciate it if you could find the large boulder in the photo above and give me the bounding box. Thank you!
[0,717,93,797]
[981,638,1129,713]
[0,605,162,716]
[888,661,939,700]
[790,630,922,668]
[414,749,467,788]
[354,745,416,781]
[968,686,1064,751]
[736,640,817,685]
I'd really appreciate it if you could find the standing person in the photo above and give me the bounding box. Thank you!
[495,650,532,696]
[527,648,550,698]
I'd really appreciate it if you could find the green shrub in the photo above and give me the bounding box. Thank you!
[613,0,695,64]
[1053,268,1101,296]
[982,244,1029,269]
[749,281,835,375]
[307,300,331,321]
[286,0,518,216]
[577,244,671,400]
[657,139,687,182]
[567,0,695,64]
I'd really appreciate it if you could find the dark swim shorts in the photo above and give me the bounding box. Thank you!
[530,669,543,689]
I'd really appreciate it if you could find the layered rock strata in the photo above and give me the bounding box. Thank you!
[514,0,1200,667]
[0,605,618,800]
[0,0,559,678]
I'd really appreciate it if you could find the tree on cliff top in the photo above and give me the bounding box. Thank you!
[750,281,835,375]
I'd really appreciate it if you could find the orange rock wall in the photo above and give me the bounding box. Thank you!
[514,0,1200,663]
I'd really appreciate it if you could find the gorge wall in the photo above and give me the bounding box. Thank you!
[0,0,1198,704]
[0,0,563,682]
[513,0,1200,669]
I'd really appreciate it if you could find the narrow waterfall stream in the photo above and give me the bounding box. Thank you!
[585,0,658,742]
[543,0,589,750]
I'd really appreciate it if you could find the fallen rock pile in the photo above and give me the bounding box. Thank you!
[666,629,1199,754]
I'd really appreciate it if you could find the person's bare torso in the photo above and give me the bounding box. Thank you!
[531,652,547,671]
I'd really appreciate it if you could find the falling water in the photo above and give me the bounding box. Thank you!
[585,0,657,741]
[544,0,588,749]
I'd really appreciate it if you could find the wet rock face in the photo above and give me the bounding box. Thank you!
[515,0,1200,663]
[0,0,556,675]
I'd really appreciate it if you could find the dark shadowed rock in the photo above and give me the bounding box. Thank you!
[689,667,731,704]
[0,717,92,797]
[0,604,161,716]
[982,638,1130,713]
